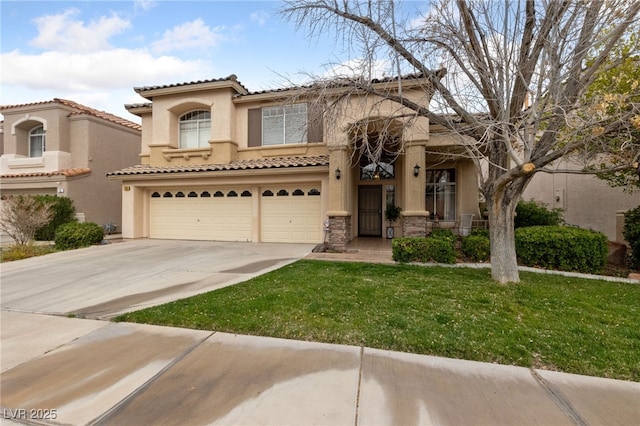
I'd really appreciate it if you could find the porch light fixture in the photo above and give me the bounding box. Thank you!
[413,164,421,177]
[335,168,341,180]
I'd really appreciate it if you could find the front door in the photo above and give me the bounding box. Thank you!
[358,186,382,237]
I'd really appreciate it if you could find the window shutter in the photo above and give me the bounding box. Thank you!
[248,108,262,147]
[307,103,323,143]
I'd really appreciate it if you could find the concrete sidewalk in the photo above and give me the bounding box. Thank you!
[2,310,638,425]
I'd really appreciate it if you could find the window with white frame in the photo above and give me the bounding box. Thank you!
[426,169,456,221]
[29,125,45,157]
[179,110,211,149]
[262,103,307,145]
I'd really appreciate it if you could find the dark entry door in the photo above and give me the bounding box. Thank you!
[358,186,382,237]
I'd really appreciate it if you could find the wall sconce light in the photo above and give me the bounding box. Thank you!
[335,168,341,180]
[413,164,421,177]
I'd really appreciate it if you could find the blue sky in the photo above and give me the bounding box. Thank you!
[1,0,369,122]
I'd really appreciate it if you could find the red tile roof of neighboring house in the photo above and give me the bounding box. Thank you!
[1,168,92,179]
[107,155,329,177]
[0,99,141,132]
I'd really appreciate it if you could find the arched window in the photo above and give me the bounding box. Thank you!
[29,126,45,157]
[179,110,211,149]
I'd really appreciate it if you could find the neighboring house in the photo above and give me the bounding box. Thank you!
[523,159,638,242]
[108,74,481,250]
[0,99,141,231]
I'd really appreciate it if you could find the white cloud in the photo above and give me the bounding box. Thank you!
[250,11,269,26]
[134,0,157,13]
[1,48,212,91]
[150,19,225,54]
[30,8,130,53]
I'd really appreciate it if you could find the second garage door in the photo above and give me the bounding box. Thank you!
[261,186,322,243]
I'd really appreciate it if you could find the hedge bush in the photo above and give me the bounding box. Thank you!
[430,228,457,243]
[392,236,456,264]
[55,222,104,250]
[515,200,563,228]
[515,226,608,274]
[623,205,640,269]
[461,234,490,262]
[35,195,76,241]
[469,228,490,238]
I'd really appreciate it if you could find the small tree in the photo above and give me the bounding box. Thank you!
[0,195,54,245]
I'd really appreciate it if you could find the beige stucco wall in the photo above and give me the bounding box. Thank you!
[523,161,638,241]
[66,116,140,228]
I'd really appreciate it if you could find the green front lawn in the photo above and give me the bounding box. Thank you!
[115,260,640,381]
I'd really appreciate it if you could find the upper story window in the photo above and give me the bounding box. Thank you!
[248,102,323,147]
[262,103,307,146]
[179,110,211,149]
[29,126,45,157]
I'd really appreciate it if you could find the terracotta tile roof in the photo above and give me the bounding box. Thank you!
[242,72,432,96]
[0,99,141,132]
[107,155,329,177]
[130,71,440,100]
[134,74,248,95]
[1,167,92,179]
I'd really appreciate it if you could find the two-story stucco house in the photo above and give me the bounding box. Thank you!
[108,74,481,250]
[0,99,141,230]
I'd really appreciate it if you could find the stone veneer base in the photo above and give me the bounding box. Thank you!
[327,215,352,252]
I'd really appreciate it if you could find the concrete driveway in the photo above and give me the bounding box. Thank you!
[0,239,315,319]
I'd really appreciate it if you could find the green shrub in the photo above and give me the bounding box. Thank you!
[392,237,456,264]
[515,226,608,274]
[515,200,563,228]
[623,205,640,269]
[35,195,76,241]
[430,228,456,243]
[55,222,104,250]
[469,228,490,238]
[461,235,490,262]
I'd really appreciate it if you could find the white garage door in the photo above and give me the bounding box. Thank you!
[150,189,253,241]
[261,186,322,243]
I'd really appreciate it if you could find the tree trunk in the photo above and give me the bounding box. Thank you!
[487,187,521,284]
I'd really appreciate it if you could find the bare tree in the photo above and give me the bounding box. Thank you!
[0,195,54,245]
[282,0,640,283]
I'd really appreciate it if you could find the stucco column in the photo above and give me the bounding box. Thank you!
[402,142,429,237]
[121,184,145,239]
[327,145,351,251]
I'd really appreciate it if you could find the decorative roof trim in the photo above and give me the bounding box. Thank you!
[0,167,92,179]
[134,74,249,100]
[107,155,329,177]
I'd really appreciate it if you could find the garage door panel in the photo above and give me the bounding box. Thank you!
[150,189,252,241]
[261,186,322,243]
